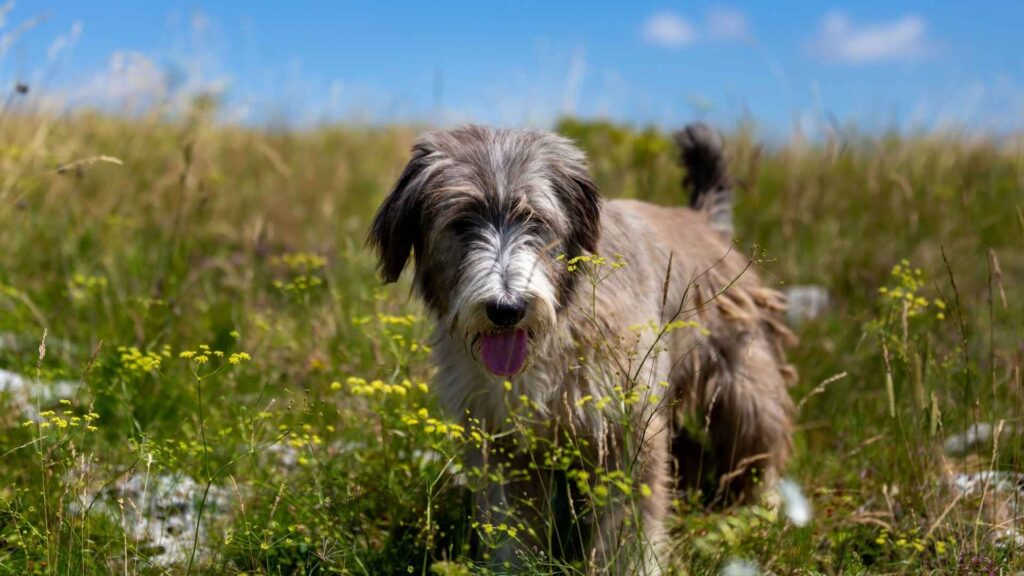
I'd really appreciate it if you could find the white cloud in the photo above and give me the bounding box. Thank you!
[707,7,751,42]
[812,11,929,64]
[641,11,696,48]
[642,7,753,49]
[74,51,169,107]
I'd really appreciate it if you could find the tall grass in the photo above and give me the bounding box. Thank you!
[0,103,1021,574]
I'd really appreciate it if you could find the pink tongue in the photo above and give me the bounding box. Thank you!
[481,329,528,376]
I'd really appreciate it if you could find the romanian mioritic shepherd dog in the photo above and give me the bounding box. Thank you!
[369,123,796,573]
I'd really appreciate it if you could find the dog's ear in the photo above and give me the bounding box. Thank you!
[552,153,602,255]
[562,172,601,254]
[369,145,432,283]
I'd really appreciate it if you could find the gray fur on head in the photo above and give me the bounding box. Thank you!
[369,125,600,318]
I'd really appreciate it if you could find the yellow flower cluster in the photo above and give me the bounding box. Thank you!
[271,252,327,295]
[630,318,710,336]
[400,407,468,439]
[875,528,954,555]
[575,394,614,410]
[275,251,327,271]
[118,345,164,373]
[333,374,476,441]
[664,319,711,336]
[287,423,325,455]
[273,275,323,294]
[878,260,946,319]
[344,376,419,396]
[556,253,627,273]
[274,275,323,292]
[378,314,418,326]
[71,273,107,288]
[24,403,100,433]
[179,344,251,366]
[375,313,433,356]
[568,468,638,506]
[576,382,666,410]
[471,521,520,539]
[166,437,212,456]
[70,273,108,301]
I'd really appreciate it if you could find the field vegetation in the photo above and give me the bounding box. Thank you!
[1,100,1022,574]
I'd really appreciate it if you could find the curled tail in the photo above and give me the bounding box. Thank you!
[673,123,733,235]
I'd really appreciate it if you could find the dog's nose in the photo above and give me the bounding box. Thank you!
[485,298,527,328]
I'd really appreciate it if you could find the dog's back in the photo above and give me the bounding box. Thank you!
[594,124,796,504]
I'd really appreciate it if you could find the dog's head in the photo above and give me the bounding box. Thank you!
[369,125,601,377]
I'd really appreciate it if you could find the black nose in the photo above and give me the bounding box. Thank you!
[485,298,527,328]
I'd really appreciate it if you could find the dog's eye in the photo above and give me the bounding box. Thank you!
[449,216,477,236]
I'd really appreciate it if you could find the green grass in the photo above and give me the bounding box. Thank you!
[1,108,1022,574]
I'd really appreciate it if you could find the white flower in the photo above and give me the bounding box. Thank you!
[778,478,812,527]
[721,557,760,576]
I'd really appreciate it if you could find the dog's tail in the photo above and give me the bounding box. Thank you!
[674,123,733,236]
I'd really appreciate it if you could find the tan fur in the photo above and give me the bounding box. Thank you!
[431,200,796,573]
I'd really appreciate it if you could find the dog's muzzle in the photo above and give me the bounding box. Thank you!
[485,296,526,328]
[478,295,530,376]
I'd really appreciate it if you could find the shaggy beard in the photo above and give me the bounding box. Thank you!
[443,226,559,368]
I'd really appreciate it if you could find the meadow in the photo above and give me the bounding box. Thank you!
[0,102,1022,574]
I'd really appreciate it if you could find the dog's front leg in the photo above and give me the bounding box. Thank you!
[474,480,520,566]
[469,449,557,569]
[587,411,670,576]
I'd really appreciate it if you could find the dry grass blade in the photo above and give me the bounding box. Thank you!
[35,327,47,377]
[987,249,1007,310]
[55,155,124,175]
[659,252,674,323]
[881,342,896,419]
[924,488,965,541]
[714,453,770,501]
[796,372,847,413]
[254,138,293,178]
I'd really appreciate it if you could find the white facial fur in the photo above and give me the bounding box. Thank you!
[446,220,558,362]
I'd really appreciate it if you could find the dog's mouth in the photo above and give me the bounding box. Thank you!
[479,328,529,376]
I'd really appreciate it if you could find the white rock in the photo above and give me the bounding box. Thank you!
[0,368,79,418]
[783,285,830,325]
[943,423,1016,457]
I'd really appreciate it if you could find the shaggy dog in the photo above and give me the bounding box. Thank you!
[369,124,796,573]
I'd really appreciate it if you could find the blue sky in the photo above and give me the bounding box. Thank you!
[4,1,1023,134]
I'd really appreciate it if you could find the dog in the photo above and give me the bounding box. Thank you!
[369,124,796,573]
